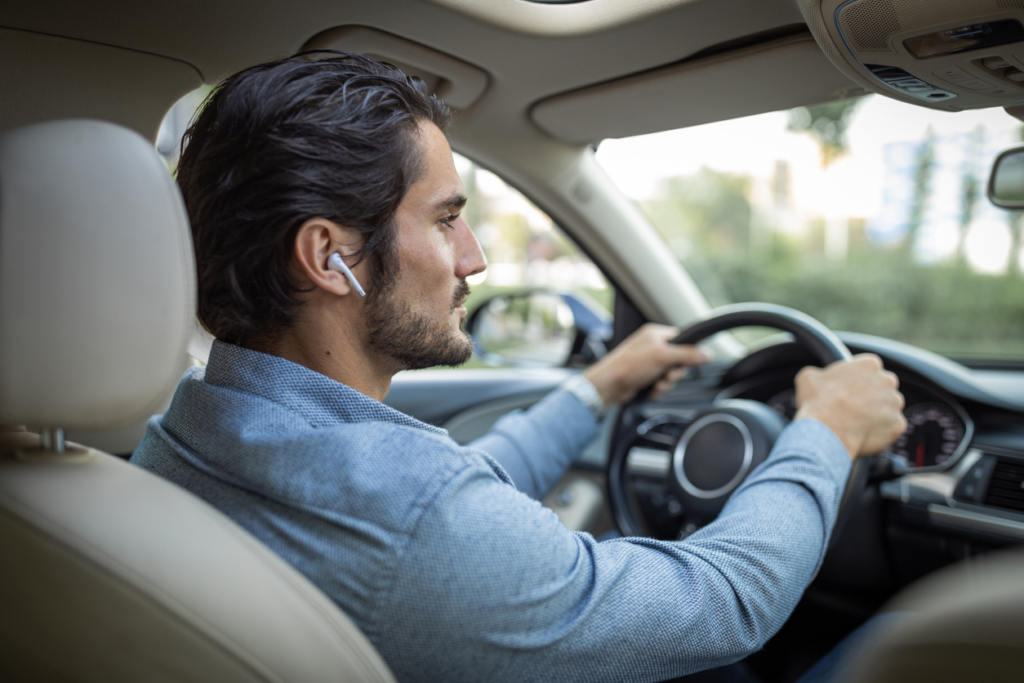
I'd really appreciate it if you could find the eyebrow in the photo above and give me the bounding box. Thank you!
[432,192,468,213]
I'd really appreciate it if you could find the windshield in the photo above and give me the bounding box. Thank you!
[595,95,1024,361]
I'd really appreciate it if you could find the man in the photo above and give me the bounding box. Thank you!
[132,53,906,682]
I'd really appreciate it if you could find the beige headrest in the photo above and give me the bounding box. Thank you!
[0,120,195,430]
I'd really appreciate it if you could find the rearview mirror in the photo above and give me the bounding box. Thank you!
[987,145,1024,209]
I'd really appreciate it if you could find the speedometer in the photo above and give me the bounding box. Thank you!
[893,402,965,469]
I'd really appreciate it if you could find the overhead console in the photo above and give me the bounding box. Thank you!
[814,0,1024,111]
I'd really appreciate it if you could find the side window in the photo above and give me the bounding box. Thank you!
[460,153,610,309]
[454,153,613,369]
[456,153,610,311]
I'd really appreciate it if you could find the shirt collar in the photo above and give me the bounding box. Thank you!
[203,339,447,435]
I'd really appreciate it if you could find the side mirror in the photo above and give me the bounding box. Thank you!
[988,145,1024,209]
[467,290,612,368]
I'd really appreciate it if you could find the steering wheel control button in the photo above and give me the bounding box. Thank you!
[626,447,671,478]
[636,413,692,446]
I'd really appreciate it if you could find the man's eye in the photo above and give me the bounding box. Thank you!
[440,213,459,229]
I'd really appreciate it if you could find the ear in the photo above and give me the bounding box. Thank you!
[293,218,364,297]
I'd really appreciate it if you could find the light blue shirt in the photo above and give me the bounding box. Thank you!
[132,340,851,683]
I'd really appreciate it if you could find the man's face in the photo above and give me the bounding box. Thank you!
[365,121,487,369]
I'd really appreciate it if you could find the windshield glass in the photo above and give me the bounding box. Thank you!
[595,95,1024,361]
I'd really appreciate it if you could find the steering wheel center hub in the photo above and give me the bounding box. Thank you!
[674,414,753,499]
[666,403,782,523]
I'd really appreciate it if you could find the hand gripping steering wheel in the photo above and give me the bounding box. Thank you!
[607,303,869,551]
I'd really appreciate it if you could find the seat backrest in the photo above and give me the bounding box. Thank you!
[842,548,1024,683]
[0,119,396,683]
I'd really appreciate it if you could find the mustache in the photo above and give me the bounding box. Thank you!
[452,279,470,309]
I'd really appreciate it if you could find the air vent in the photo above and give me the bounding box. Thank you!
[983,457,1024,513]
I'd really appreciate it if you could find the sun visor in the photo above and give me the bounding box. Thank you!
[799,0,1024,113]
[303,26,489,110]
[531,33,861,144]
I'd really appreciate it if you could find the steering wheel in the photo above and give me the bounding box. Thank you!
[607,303,869,550]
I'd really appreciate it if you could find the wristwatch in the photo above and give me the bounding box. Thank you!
[561,374,608,422]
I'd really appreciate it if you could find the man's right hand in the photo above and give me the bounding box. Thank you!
[794,354,907,459]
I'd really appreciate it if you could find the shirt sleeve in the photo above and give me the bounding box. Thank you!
[468,387,599,499]
[375,418,851,683]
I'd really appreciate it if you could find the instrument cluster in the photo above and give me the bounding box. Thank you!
[718,370,973,472]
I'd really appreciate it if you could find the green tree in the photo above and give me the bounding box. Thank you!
[905,128,936,254]
[957,126,985,265]
[788,98,865,167]
[638,168,755,307]
[642,167,752,256]
[1008,212,1022,277]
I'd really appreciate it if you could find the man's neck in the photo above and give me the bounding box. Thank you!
[252,316,400,402]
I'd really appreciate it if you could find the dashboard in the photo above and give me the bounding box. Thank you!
[388,328,1024,598]
[718,368,973,472]
[385,328,1024,669]
[620,330,1024,594]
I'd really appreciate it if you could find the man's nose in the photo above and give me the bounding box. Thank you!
[455,219,487,279]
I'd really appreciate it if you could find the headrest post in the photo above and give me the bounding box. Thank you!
[39,428,65,453]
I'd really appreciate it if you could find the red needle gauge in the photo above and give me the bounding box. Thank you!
[893,402,965,470]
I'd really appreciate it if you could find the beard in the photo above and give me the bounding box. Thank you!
[365,278,474,369]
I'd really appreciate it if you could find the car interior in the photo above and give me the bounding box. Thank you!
[2,0,1024,681]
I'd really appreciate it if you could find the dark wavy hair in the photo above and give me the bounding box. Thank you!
[176,51,451,347]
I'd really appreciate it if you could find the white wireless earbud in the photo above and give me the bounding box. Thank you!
[327,252,366,298]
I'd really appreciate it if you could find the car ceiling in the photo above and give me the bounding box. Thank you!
[0,0,859,147]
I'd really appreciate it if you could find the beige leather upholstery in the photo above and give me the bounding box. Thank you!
[0,120,396,683]
[843,548,1024,682]
[0,119,193,430]
[0,430,395,683]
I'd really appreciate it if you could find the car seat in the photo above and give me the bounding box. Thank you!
[841,545,1024,682]
[0,119,396,683]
